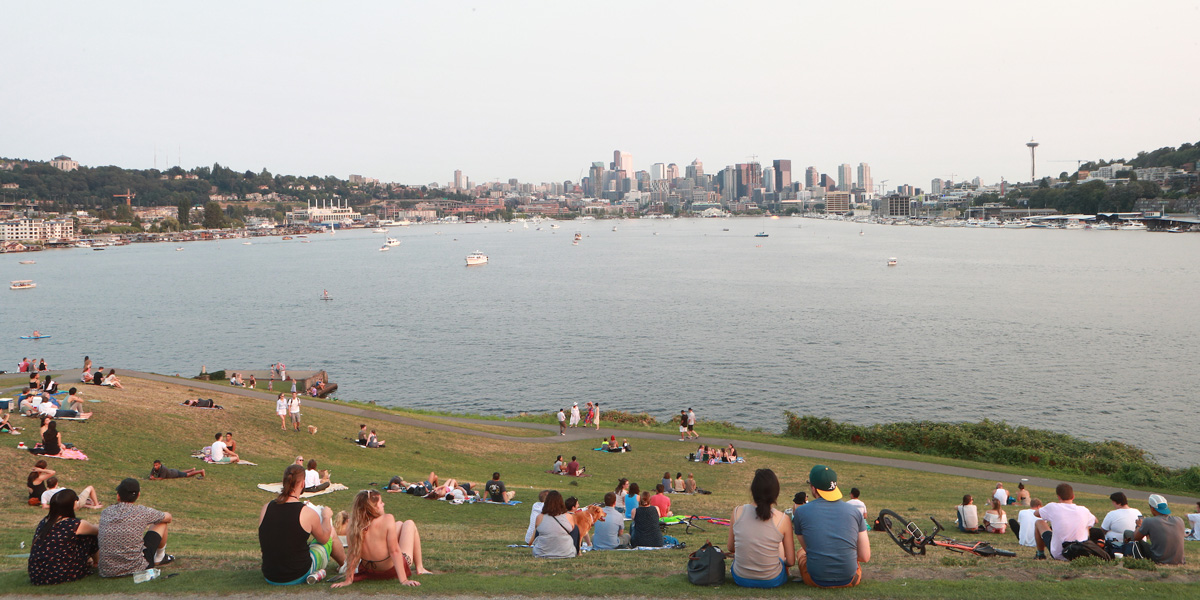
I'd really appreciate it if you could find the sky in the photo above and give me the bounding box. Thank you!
[3,1,1199,191]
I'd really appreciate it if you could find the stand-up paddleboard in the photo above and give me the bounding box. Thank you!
[20,335,51,339]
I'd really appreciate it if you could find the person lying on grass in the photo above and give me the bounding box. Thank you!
[331,489,434,588]
[40,476,103,511]
[150,460,205,480]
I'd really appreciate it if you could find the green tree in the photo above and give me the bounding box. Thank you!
[176,197,191,226]
[203,201,225,229]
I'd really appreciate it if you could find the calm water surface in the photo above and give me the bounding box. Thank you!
[4,218,1198,466]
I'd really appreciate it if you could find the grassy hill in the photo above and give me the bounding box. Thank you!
[2,375,1198,598]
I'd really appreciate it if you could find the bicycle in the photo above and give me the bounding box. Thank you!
[875,509,1017,557]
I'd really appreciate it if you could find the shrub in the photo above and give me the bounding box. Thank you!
[1122,558,1158,571]
[599,410,657,427]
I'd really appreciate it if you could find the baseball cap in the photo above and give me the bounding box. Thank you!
[1148,494,1171,515]
[808,465,842,501]
[116,477,140,498]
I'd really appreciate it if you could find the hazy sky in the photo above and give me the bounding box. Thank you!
[4,1,1199,190]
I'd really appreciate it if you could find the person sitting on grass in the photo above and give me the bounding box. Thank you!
[65,388,86,414]
[43,375,59,395]
[101,370,123,389]
[623,482,641,520]
[526,490,577,559]
[356,424,369,445]
[92,368,104,386]
[845,487,867,519]
[1099,491,1141,549]
[661,471,672,492]
[791,465,870,588]
[28,461,55,506]
[210,432,240,464]
[149,460,205,480]
[28,488,100,586]
[593,492,631,550]
[304,459,331,494]
[98,478,174,577]
[1033,483,1096,561]
[649,484,673,517]
[1187,502,1200,542]
[0,411,18,434]
[673,472,685,493]
[224,432,238,454]
[486,472,516,503]
[552,455,564,474]
[983,498,1007,534]
[630,491,665,548]
[685,473,698,495]
[366,429,385,448]
[606,435,620,452]
[728,468,795,588]
[40,476,103,511]
[258,464,344,585]
[956,494,981,533]
[1012,498,1043,547]
[1129,494,1185,565]
[565,456,583,477]
[331,489,434,588]
[80,368,92,384]
[29,420,64,457]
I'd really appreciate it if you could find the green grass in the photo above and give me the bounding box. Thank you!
[2,375,1196,598]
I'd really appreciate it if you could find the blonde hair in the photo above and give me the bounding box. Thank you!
[333,510,350,536]
[345,490,383,570]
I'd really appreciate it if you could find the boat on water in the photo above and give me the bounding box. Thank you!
[755,232,769,238]
[574,232,582,241]
[1120,221,1147,231]
[549,224,560,229]
[378,245,390,252]
[384,237,401,247]
[242,241,252,245]
[1093,223,1114,231]
[282,236,294,240]
[887,257,898,266]
[612,226,618,232]
[465,251,488,266]
[320,290,333,301]
[175,248,184,251]
[20,334,51,339]
[722,228,730,232]
[19,260,35,264]
[10,280,36,290]
[92,248,105,251]
[373,227,389,233]
[297,235,308,238]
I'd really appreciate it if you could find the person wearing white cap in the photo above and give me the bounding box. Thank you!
[1129,494,1185,564]
[569,402,580,428]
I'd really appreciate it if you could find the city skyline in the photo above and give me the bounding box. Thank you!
[3,2,1198,191]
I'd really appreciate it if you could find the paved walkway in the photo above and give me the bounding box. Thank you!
[10,369,1197,505]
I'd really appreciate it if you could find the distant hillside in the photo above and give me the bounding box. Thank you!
[1078,140,1200,171]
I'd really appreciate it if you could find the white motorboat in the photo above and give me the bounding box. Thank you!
[549,223,560,229]
[1120,221,1147,231]
[10,279,36,290]
[378,245,390,252]
[384,237,401,247]
[19,260,36,264]
[175,248,184,251]
[242,241,252,245]
[465,251,488,266]
[373,227,389,233]
[887,258,898,267]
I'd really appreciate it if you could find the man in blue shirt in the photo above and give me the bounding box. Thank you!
[592,492,631,550]
[791,465,870,588]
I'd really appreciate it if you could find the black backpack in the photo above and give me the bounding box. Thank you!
[1062,539,1113,561]
[687,541,726,586]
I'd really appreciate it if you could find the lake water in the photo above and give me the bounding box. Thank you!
[4,217,1198,467]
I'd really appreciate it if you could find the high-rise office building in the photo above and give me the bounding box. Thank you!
[614,150,632,174]
[667,163,679,180]
[820,174,836,190]
[857,163,871,193]
[805,166,819,189]
[772,160,792,195]
[931,178,943,194]
[651,163,666,181]
[588,162,605,197]
[763,166,776,193]
[454,170,465,190]
[720,166,737,203]
[838,164,853,192]
[685,159,704,182]
[735,163,762,199]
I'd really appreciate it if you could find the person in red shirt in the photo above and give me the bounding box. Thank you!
[565,456,583,477]
[648,484,673,517]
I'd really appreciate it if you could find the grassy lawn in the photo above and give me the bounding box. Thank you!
[1,375,1197,597]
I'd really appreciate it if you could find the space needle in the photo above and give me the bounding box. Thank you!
[1026,138,1039,183]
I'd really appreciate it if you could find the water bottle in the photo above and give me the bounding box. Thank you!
[133,568,161,583]
[306,568,326,584]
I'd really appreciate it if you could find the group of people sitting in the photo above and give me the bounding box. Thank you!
[228,372,255,388]
[551,455,585,476]
[659,471,703,494]
[80,367,122,389]
[355,425,385,448]
[691,443,740,464]
[17,386,93,421]
[599,435,632,452]
[27,477,175,585]
[16,357,49,373]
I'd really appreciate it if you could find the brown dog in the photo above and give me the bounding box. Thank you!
[307,425,318,435]
[573,504,607,547]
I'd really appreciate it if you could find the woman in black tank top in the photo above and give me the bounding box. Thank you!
[257,464,344,584]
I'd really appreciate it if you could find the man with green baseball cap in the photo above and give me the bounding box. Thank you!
[790,465,870,588]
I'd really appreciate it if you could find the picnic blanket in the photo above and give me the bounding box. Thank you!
[545,470,591,477]
[482,499,523,506]
[592,447,628,452]
[30,445,89,460]
[257,482,349,498]
[192,449,257,465]
[23,414,89,422]
[689,455,745,464]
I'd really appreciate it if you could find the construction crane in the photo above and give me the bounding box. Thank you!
[113,188,135,206]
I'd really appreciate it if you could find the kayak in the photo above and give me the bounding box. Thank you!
[19,335,51,339]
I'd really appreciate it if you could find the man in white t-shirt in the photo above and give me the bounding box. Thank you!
[1034,483,1096,560]
[1099,491,1142,547]
[845,487,867,518]
[1015,498,1043,547]
[557,409,566,435]
[993,483,1009,506]
[1188,501,1200,541]
[209,432,239,464]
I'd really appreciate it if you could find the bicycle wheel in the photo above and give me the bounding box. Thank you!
[877,509,925,556]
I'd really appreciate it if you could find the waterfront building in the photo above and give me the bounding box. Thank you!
[838,164,853,191]
[0,217,75,242]
[286,199,362,226]
[50,155,79,172]
[825,191,851,215]
[719,166,737,204]
[880,194,911,218]
[820,174,836,190]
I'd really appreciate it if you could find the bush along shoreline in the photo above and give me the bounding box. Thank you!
[784,412,1200,493]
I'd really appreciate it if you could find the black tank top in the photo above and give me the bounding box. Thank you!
[258,502,311,583]
[42,432,60,455]
[29,478,46,499]
[631,505,664,547]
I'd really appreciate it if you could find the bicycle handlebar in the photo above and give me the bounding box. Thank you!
[927,516,945,538]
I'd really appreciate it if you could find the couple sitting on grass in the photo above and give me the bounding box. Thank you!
[258,464,434,587]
